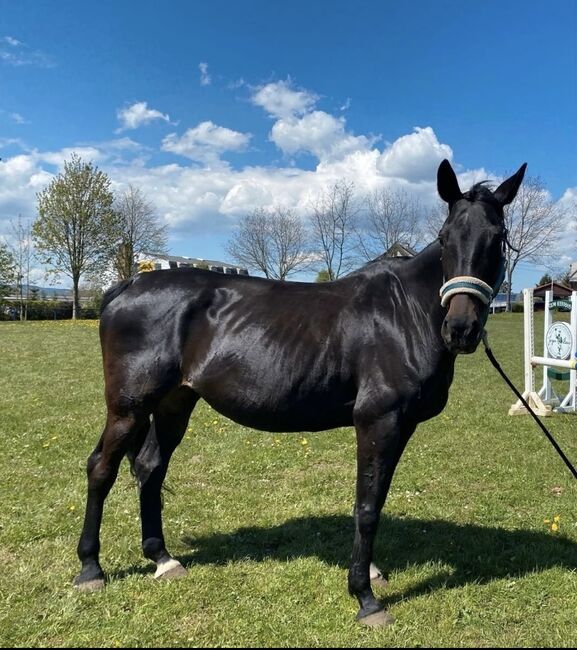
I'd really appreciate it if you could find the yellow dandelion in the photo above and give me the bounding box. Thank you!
[552,523,559,532]
[554,515,561,523]
[300,438,308,446]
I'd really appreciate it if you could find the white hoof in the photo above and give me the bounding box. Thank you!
[154,558,187,580]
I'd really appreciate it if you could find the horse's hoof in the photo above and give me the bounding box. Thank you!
[73,577,105,592]
[358,609,395,627]
[154,559,187,580]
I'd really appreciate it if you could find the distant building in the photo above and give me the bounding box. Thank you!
[533,281,573,298]
[384,242,417,258]
[490,292,520,313]
[135,252,249,276]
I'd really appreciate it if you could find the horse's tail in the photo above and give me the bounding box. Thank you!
[126,419,174,497]
[100,278,135,314]
[127,422,160,487]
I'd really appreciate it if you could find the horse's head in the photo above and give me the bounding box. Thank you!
[437,159,526,354]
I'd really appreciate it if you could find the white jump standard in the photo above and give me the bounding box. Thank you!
[509,288,577,416]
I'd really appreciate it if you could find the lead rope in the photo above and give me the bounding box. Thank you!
[482,330,577,481]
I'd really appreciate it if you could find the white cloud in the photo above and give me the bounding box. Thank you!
[251,80,318,119]
[116,101,172,131]
[252,81,374,164]
[0,110,29,125]
[270,110,372,162]
[0,127,465,239]
[9,112,27,124]
[3,36,21,47]
[552,187,577,263]
[378,127,453,181]
[0,143,130,221]
[3,73,572,287]
[199,62,211,86]
[0,137,27,150]
[228,77,246,90]
[0,36,53,67]
[161,121,251,164]
[340,98,351,112]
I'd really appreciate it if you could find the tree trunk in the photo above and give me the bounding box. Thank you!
[506,266,514,312]
[72,277,81,320]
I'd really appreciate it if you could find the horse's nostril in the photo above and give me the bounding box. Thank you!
[447,317,471,338]
[442,316,481,347]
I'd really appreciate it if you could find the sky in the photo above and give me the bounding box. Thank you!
[0,0,576,289]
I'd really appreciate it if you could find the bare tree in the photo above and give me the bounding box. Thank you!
[357,187,423,261]
[555,269,572,288]
[113,185,168,280]
[503,175,563,311]
[423,197,448,243]
[226,206,309,280]
[310,180,359,280]
[9,215,33,320]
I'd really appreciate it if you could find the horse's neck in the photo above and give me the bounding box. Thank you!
[404,240,446,330]
[394,241,455,373]
[402,240,456,396]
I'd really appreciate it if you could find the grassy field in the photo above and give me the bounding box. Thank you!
[2,314,577,647]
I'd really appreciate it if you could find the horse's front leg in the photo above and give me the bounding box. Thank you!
[349,409,406,626]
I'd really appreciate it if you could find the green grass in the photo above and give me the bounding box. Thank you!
[2,314,577,647]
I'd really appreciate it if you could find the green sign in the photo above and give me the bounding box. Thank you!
[550,299,572,312]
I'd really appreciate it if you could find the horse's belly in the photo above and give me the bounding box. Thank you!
[192,364,355,433]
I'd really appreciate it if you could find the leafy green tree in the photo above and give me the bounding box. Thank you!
[315,269,331,282]
[537,273,552,286]
[0,241,15,303]
[33,154,116,319]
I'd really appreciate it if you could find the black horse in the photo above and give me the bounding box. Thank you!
[75,159,526,626]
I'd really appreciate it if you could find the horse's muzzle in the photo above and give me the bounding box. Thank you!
[441,294,483,354]
[442,317,482,354]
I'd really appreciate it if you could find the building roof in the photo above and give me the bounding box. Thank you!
[384,242,417,258]
[533,281,573,298]
[138,252,247,272]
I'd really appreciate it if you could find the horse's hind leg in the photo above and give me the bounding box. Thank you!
[74,411,149,591]
[132,387,198,580]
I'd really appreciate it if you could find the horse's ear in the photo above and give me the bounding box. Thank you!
[493,163,527,206]
[437,159,462,204]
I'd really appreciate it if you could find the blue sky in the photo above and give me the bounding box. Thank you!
[1,0,575,289]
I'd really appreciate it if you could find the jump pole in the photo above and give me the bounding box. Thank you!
[509,288,577,416]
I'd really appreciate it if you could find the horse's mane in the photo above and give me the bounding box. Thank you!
[463,181,499,207]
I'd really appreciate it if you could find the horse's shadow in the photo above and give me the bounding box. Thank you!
[166,514,577,606]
